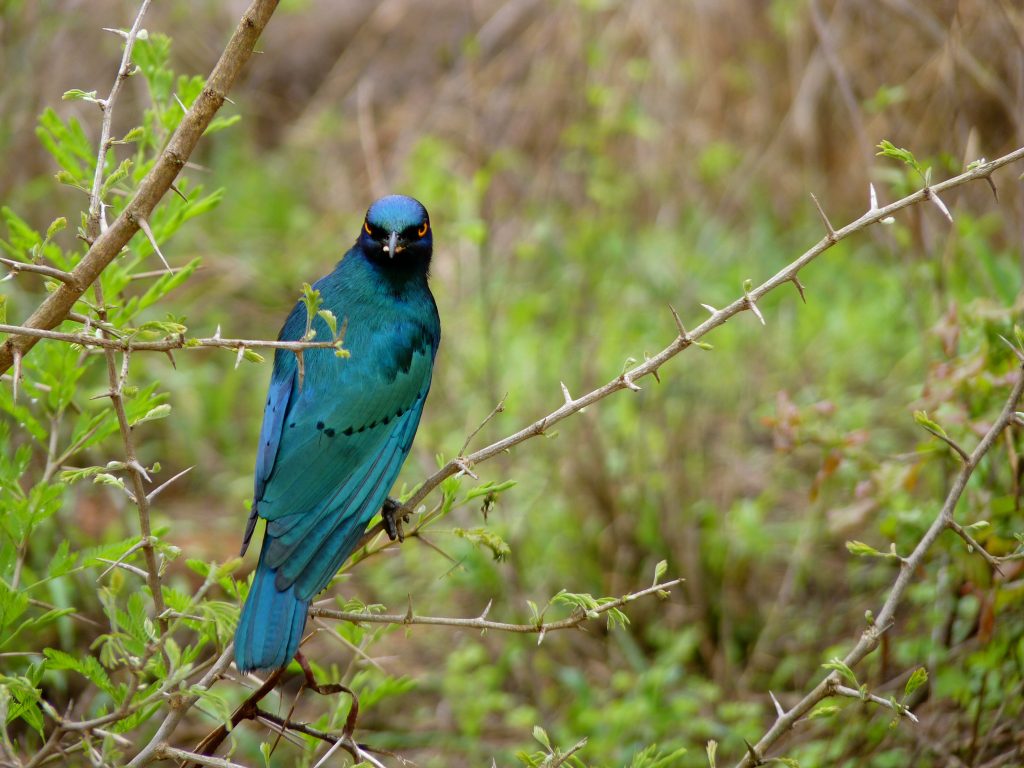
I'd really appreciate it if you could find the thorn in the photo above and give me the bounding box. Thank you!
[560,381,573,405]
[101,26,130,39]
[925,187,954,223]
[169,183,188,203]
[645,354,661,383]
[769,690,785,719]
[127,459,151,483]
[164,349,176,369]
[746,294,766,326]
[668,304,688,340]
[984,174,999,202]
[479,600,493,620]
[99,201,109,234]
[700,303,718,315]
[235,344,245,370]
[621,373,642,392]
[137,217,171,273]
[147,466,194,503]
[537,628,546,646]
[870,183,895,224]
[743,739,760,764]
[404,594,414,623]
[223,95,235,105]
[213,324,222,340]
[173,93,188,113]
[11,348,22,402]
[809,192,836,239]
[998,334,1024,363]
[453,457,479,479]
[791,275,807,303]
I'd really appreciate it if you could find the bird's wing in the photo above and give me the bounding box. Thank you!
[263,387,429,599]
[243,304,436,597]
[240,350,297,555]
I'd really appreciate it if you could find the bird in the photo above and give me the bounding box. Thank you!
[234,194,440,672]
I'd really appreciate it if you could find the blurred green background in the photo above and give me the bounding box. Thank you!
[2,0,1023,766]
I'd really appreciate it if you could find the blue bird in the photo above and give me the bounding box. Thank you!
[234,195,440,672]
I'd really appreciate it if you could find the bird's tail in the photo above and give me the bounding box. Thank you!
[234,544,308,673]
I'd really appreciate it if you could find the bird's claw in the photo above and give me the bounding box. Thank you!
[381,497,408,542]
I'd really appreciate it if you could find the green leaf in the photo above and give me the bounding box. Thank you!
[45,217,67,240]
[808,705,840,719]
[463,479,516,503]
[845,540,884,558]
[453,527,511,561]
[533,725,552,750]
[903,667,928,699]
[62,88,100,102]
[119,126,145,144]
[913,410,946,437]
[876,139,925,177]
[822,657,858,686]
[101,158,134,198]
[130,403,172,426]
[318,308,338,338]
[654,559,668,583]
[203,114,241,135]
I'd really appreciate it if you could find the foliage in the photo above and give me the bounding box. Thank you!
[1,2,1023,767]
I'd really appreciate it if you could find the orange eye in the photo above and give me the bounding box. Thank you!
[418,222,429,237]
[364,221,372,236]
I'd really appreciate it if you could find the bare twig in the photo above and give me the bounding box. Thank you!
[0,257,76,285]
[312,578,683,635]
[125,644,236,767]
[151,745,248,768]
[86,0,152,236]
[946,519,1004,573]
[733,364,1024,767]
[0,324,340,353]
[832,684,919,723]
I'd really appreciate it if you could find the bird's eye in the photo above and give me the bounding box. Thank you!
[364,220,373,237]
[417,222,429,237]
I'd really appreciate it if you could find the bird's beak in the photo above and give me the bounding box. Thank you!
[386,231,399,258]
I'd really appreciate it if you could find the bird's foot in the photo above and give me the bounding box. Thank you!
[381,497,410,543]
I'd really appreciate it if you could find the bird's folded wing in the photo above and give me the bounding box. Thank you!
[263,390,427,599]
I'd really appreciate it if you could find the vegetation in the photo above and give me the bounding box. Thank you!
[1,1,1022,766]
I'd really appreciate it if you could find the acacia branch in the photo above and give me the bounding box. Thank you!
[733,363,1024,767]
[125,644,236,767]
[311,578,683,638]
[397,147,1024,521]
[832,685,919,724]
[87,0,152,234]
[0,0,281,375]
[0,323,341,353]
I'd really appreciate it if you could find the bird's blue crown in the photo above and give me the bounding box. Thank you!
[365,195,429,232]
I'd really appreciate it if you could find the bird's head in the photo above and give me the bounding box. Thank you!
[358,195,432,269]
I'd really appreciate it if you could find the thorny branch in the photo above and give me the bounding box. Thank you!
[0,323,344,355]
[0,0,280,375]
[311,578,684,642]
[733,363,1024,767]
[362,147,1024,543]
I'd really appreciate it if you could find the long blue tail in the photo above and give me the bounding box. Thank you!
[234,545,308,672]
